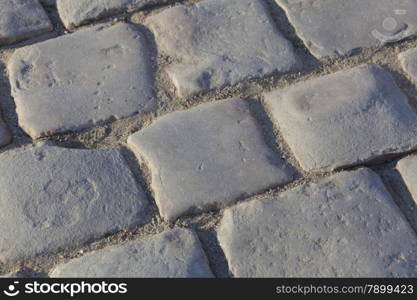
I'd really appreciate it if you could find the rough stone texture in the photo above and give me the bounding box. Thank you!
[0,0,416,279]
[0,117,11,147]
[8,23,156,138]
[218,168,417,277]
[399,48,417,81]
[50,229,213,277]
[0,0,53,45]
[128,98,295,221]
[0,143,149,263]
[265,64,417,172]
[57,0,170,29]
[146,0,300,97]
[276,0,417,58]
[397,155,417,204]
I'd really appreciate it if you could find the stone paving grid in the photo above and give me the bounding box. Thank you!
[0,0,416,278]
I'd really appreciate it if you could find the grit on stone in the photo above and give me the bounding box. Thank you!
[50,229,213,278]
[0,116,11,147]
[264,64,417,172]
[146,0,300,97]
[397,155,417,204]
[399,48,417,81]
[0,143,149,263]
[218,168,417,277]
[275,0,417,58]
[128,98,295,221]
[0,0,53,46]
[8,23,156,139]
[57,0,171,29]
[0,272,21,278]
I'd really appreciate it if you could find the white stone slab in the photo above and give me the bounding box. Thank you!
[265,64,417,172]
[146,0,300,97]
[128,98,295,221]
[8,23,156,138]
[276,0,417,58]
[218,168,417,277]
[0,0,52,45]
[0,143,149,262]
[50,229,213,277]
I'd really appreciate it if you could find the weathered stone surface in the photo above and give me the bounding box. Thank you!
[276,0,417,58]
[146,0,300,97]
[0,143,149,263]
[265,64,417,172]
[0,0,53,45]
[399,48,417,81]
[8,23,156,138]
[50,229,213,277]
[0,117,11,147]
[57,0,170,29]
[128,98,295,221]
[397,155,417,204]
[218,168,417,277]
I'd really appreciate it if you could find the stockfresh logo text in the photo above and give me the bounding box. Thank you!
[2,281,128,297]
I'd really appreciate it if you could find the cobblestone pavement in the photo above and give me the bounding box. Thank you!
[0,0,416,278]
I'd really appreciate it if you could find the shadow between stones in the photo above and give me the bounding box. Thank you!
[0,60,33,153]
[376,165,417,235]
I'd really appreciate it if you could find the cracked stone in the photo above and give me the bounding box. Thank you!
[50,229,213,277]
[0,143,149,263]
[265,64,417,172]
[146,0,300,97]
[397,155,417,204]
[8,23,156,138]
[275,0,417,58]
[57,0,171,29]
[218,168,417,277]
[128,98,295,221]
[0,0,53,45]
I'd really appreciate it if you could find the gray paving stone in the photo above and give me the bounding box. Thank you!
[399,48,417,81]
[218,168,417,277]
[8,23,156,138]
[0,117,11,147]
[50,229,213,277]
[275,0,417,58]
[57,0,170,29]
[264,64,417,172]
[0,0,53,45]
[0,143,149,263]
[146,0,300,97]
[397,155,417,204]
[128,98,295,221]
